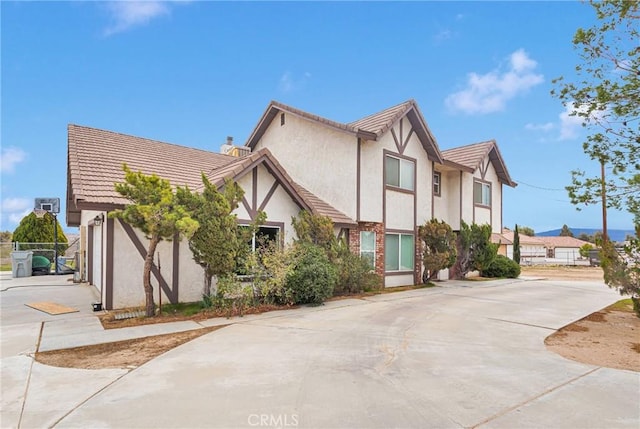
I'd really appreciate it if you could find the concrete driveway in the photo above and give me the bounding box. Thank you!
[2,274,639,428]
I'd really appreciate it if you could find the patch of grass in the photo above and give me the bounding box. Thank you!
[606,298,633,312]
[0,264,12,271]
[160,301,203,316]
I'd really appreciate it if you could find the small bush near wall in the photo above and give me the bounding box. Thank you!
[483,255,521,279]
[334,246,377,295]
[286,243,337,305]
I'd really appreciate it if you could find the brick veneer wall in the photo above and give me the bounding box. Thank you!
[348,222,385,279]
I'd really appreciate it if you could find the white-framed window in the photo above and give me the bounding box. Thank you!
[433,172,441,196]
[360,231,376,270]
[385,155,414,191]
[241,225,280,251]
[473,181,491,206]
[385,233,414,271]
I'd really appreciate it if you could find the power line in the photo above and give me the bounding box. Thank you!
[514,179,566,192]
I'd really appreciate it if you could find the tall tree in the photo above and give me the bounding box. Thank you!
[551,0,639,222]
[176,176,246,297]
[519,226,535,237]
[559,224,574,237]
[418,219,457,282]
[513,225,521,264]
[12,212,68,255]
[111,164,198,317]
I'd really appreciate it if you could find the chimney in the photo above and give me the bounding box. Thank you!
[220,135,251,157]
[220,136,233,154]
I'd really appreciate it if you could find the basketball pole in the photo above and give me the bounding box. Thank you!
[54,213,59,275]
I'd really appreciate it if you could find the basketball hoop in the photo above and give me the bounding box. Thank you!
[33,208,48,218]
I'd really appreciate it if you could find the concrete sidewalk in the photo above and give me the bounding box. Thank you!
[1,273,638,428]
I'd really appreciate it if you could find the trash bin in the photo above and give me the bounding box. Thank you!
[11,251,33,278]
[32,255,52,275]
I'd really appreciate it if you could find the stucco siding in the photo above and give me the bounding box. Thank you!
[460,173,474,226]
[385,191,414,230]
[359,140,383,222]
[385,274,414,287]
[253,113,357,219]
[111,221,203,309]
[475,207,491,227]
[234,164,302,245]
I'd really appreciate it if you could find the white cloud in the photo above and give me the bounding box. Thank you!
[8,209,32,225]
[559,103,586,140]
[525,122,554,132]
[0,147,27,174]
[1,198,32,229]
[2,197,31,212]
[104,1,172,36]
[445,49,544,115]
[278,71,312,93]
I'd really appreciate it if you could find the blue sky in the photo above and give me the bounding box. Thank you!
[1,1,634,234]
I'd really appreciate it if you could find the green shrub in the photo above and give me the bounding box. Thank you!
[285,243,337,305]
[334,246,375,295]
[483,255,521,278]
[215,274,253,315]
[362,272,383,292]
[253,241,295,306]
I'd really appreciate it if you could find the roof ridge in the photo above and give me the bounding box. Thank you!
[68,124,233,157]
[441,139,496,152]
[347,99,414,126]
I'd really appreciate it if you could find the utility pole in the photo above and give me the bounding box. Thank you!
[600,159,608,245]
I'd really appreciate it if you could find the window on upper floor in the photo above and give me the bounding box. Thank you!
[433,172,441,196]
[473,181,491,206]
[384,233,414,271]
[385,155,414,191]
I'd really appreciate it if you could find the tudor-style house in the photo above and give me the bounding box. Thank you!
[67,99,516,309]
[245,100,516,287]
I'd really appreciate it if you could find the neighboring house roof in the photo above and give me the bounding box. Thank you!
[67,125,355,227]
[500,231,545,246]
[536,236,591,248]
[441,140,517,187]
[491,233,513,245]
[245,99,444,163]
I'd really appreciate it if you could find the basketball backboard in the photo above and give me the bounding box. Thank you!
[35,197,60,214]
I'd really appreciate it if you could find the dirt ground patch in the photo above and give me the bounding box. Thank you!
[36,326,225,369]
[545,300,640,372]
[520,265,604,281]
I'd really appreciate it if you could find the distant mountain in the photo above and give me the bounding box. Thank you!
[536,228,635,242]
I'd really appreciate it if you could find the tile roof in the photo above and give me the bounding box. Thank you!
[348,100,416,136]
[442,140,517,187]
[491,233,513,245]
[500,231,545,245]
[245,99,443,163]
[67,124,235,209]
[67,125,355,227]
[536,236,591,248]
